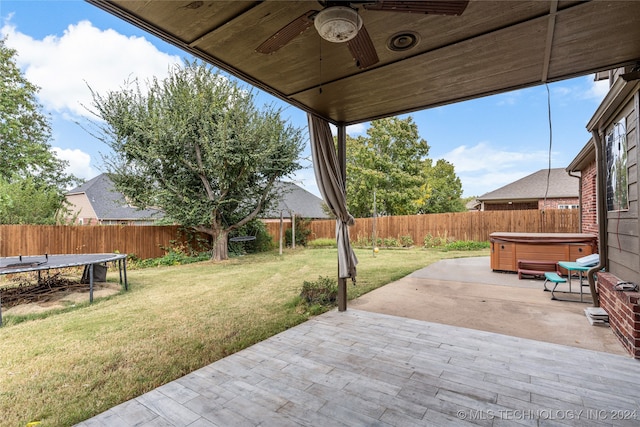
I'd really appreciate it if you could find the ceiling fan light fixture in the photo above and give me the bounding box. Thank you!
[314,6,362,43]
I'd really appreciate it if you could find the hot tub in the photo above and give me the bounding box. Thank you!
[489,232,597,273]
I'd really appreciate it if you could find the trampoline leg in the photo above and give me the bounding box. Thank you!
[118,259,123,286]
[89,264,94,303]
[0,293,3,327]
[123,258,128,291]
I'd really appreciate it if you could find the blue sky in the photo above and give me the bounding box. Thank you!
[1,0,609,198]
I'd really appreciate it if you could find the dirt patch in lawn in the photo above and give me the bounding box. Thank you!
[1,277,122,317]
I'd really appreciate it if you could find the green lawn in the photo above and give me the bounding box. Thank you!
[0,247,488,426]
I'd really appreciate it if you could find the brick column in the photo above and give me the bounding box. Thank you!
[597,272,640,358]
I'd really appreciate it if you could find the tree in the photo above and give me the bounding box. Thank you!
[0,38,78,223]
[345,116,465,217]
[90,61,304,260]
[0,177,69,224]
[346,116,430,217]
[417,159,465,213]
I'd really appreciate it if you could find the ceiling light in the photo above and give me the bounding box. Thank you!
[314,6,362,43]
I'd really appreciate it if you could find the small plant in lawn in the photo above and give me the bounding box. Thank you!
[300,276,337,305]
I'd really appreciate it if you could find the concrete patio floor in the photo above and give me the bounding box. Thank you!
[351,257,625,355]
[78,257,639,426]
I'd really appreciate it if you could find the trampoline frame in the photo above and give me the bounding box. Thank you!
[0,253,128,326]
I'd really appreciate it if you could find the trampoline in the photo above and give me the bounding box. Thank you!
[0,253,128,326]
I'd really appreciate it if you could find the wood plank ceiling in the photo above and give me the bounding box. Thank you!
[87,0,640,126]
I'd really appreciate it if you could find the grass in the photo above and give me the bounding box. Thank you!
[0,247,488,426]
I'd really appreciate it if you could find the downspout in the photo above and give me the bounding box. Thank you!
[567,170,582,232]
[588,130,608,307]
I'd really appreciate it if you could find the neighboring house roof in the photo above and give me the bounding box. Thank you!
[478,168,579,202]
[264,181,329,219]
[466,199,481,211]
[66,174,164,221]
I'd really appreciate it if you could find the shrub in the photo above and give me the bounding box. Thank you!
[307,238,336,248]
[285,216,312,247]
[442,240,490,251]
[400,235,414,247]
[352,235,370,248]
[300,276,337,305]
[423,234,447,248]
[229,219,274,256]
[133,246,210,268]
[383,237,399,248]
[353,235,383,248]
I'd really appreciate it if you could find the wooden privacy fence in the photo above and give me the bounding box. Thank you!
[266,210,580,244]
[0,210,579,259]
[0,225,209,260]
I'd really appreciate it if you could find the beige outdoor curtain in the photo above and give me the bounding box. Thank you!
[308,114,358,280]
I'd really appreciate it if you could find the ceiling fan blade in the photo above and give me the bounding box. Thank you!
[347,24,379,69]
[363,1,469,16]
[256,10,316,54]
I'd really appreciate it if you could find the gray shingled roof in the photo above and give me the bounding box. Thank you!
[264,181,329,219]
[66,174,164,221]
[478,168,579,201]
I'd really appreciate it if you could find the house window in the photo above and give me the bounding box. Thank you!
[606,118,628,211]
[558,204,579,210]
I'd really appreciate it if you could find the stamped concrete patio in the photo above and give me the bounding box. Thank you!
[78,257,640,426]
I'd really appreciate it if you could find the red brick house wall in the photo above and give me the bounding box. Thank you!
[538,198,580,210]
[580,160,598,235]
[482,201,538,211]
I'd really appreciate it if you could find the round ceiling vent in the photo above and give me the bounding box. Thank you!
[387,32,420,52]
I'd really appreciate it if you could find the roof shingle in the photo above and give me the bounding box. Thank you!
[478,168,579,201]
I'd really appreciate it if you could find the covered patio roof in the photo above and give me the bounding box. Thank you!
[87,0,640,126]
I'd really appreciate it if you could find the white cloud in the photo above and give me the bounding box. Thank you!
[496,89,523,106]
[2,20,181,118]
[439,142,551,197]
[582,75,609,101]
[329,122,368,137]
[442,142,548,173]
[52,147,97,180]
[347,123,367,136]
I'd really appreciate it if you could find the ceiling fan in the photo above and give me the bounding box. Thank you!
[256,1,469,69]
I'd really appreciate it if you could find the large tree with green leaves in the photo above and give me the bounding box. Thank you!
[346,116,429,217]
[90,61,304,260]
[346,116,464,217]
[416,159,465,213]
[0,38,77,223]
[0,177,68,224]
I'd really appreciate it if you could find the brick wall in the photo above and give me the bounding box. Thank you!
[483,201,538,211]
[581,160,598,235]
[597,272,640,358]
[537,198,580,209]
